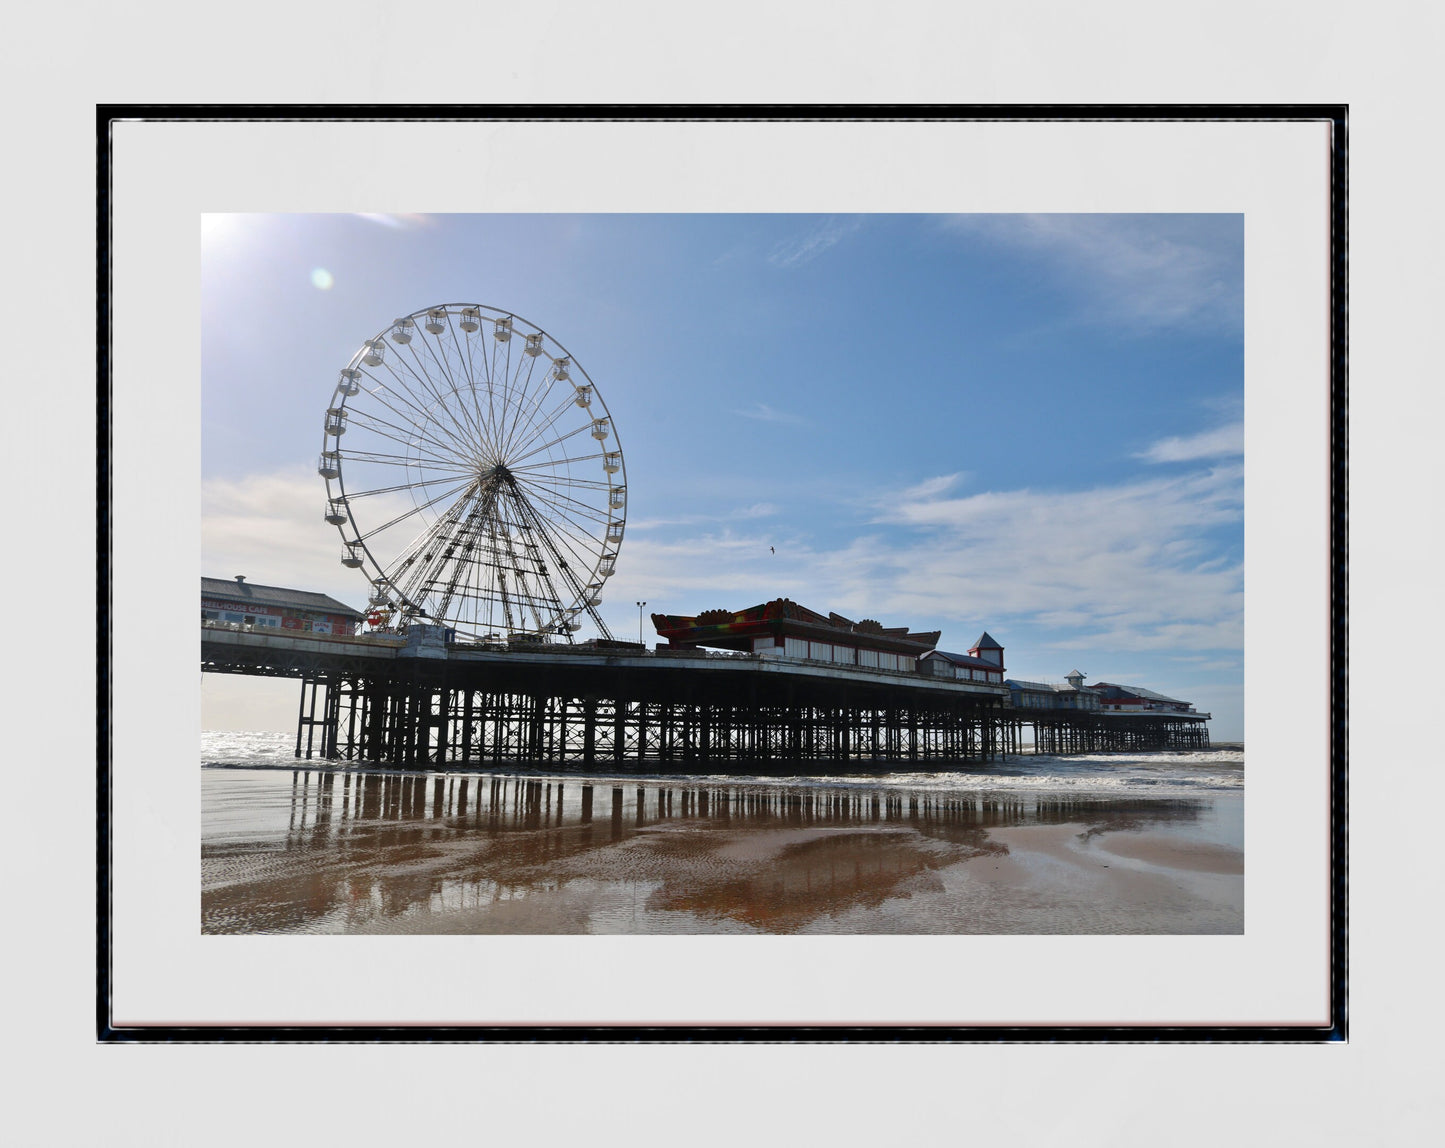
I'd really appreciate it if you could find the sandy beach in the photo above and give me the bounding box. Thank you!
[202,761,1242,935]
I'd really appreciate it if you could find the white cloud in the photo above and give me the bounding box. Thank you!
[207,460,1243,666]
[202,466,385,611]
[1137,421,1244,463]
[616,462,1241,664]
[767,215,863,267]
[899,473,965,500]
[858,465,1243,637]
[734,402,807,425]
[942,214,1242,333]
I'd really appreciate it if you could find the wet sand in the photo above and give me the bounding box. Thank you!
[202,769,1242,935]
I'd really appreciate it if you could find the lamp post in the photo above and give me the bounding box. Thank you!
[636,601,647,648]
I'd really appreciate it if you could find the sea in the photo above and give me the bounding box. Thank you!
[201,731,1243,935]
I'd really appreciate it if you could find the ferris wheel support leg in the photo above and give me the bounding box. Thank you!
[583,602,615,643]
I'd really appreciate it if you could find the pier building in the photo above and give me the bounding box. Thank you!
[1004,669,1102,711]
[1000,670,1209,753]
[918,634,1008,686]
[651,599,942,673]
[1090,682,1203,715]
[201,576,363,636]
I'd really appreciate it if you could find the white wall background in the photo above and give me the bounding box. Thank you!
[6,2,1432,1144]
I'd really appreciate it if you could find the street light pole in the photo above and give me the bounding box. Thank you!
[636,601,647,648]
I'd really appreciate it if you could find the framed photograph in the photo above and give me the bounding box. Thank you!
[101,107,1343,1038]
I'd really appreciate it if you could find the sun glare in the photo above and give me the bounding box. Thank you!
[201,214,241,242]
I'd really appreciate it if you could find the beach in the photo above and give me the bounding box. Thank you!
[202,734,1242,935]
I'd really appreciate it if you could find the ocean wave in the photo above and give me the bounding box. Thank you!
[202,730,294,766]
[200,732,1243,797]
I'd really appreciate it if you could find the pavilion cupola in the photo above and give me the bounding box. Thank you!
[968,631,1004,667]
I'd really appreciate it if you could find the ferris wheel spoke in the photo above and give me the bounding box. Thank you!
[509,451,610,476]
[359,363,467,445]
[360,359,482,462]
[376,348,490,464]
[494,356,552,462]
[472,337,507,456]
[517,469,617,506]
[517,499,612,561]
[466,377,507,467]
[340,470,478,504]
[394,488,474,561]
[477,373,531,464]
[517,477,615,530]
[404,335,492,454]
[450,328,482,413]
[513,512,590,581]
[441,315,475,385]
[541,518,611,585]
[493,494,570,624]
[334,447,475,474]
[456,335,508,459]
[383,333,464,416]
[518,484,615,526]
[446,345,515,465]
[497,365,564,462]
[490,336,516,441]
[507,485,609,585]
[506,422,595,470]
[504,488,600,617]
[441,321,504,458]
[389,341,471,435]
[353,477,478,542]
[502,384,590,466]
[346,397,481,467]
[519,478,612,538]
[506,368,588,463]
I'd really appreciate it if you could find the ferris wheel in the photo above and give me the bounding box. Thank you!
[318,303,624,642]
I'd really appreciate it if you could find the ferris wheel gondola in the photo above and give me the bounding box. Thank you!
[319,303,625,642]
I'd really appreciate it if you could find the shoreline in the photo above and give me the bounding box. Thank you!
[202,746,1243,780]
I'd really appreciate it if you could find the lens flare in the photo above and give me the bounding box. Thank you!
[311,268,334,290]
[201,214,244,244]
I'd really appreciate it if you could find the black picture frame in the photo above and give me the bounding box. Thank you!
[98,104,1346,1043]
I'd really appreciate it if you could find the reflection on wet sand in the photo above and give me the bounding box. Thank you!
[203,768,1226,934]
[643,830,992,931]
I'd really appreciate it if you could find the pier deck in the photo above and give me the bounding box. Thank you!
[201,626,1208,768]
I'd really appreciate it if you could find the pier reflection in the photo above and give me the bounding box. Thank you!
[202,768,1210,934]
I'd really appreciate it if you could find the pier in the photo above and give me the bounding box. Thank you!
[202,622,1209,769]
[1006,711,1212,754]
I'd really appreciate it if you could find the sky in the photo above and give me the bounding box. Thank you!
[201,212,1243,739]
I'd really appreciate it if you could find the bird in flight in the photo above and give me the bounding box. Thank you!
[770,546,775,554]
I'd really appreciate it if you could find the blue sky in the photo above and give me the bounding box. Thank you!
[202,212,1243,738]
